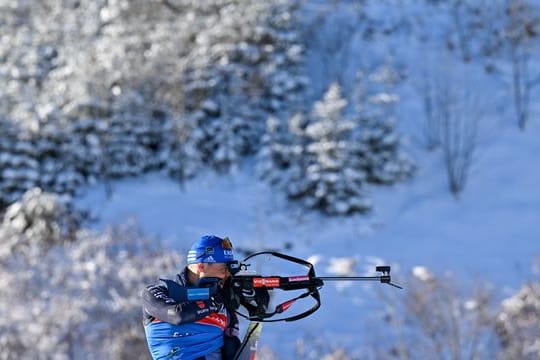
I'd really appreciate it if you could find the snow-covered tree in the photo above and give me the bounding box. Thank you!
[257,0,307,114]
[259,68,414,216]
[34,113,84,196]
[0,118,39,209]
[352,68,415,186]
[0,191,180,359]
[257,112,313,200]
[352,117,415,186]
[261,83,372,215]
[184,98,255,173]
[283,113,313,200]
[180,0,306,172]
[257,116,295,186]
[301,83,371,215]
[165,114,202,184]
[104,91,171,179]
[66,101,110,184]
[495,282,540,359]
[0,188,83,263]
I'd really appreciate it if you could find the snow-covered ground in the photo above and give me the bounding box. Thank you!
[77,0,540,356]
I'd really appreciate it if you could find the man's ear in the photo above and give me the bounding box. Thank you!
[197,262,206,273]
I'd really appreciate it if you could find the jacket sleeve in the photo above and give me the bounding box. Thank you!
[141,284,221,325]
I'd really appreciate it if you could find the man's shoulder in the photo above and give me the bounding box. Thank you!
[145,268,188,288]
[161,269,188,287]
[142,269,190,303]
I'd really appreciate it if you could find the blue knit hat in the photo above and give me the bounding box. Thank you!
[187,235,235,264]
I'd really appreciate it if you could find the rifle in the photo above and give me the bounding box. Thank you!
[226,251,402,323]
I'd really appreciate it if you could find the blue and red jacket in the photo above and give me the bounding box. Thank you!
[141,269,239,360]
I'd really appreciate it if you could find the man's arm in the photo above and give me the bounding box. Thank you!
[141,285,221,325]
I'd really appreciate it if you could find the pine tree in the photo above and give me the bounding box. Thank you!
[252,0,307,114]
[34,112,83,196]
[352,69,415,186]
[283,113,312,200]
[165,114,202,184]
[67,101,111,184]
[353,116,415,185]
[260,84,371,215]
[103,91,161,179]
[0,117,39,209]
[301,83,371,215]
[257,115,293,186]
[184,100,239,173]
[141,107,174,173]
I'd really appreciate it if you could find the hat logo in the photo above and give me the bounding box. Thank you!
[205,247,214,254]
[222,237,233,249]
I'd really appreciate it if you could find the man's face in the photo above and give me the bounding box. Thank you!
[200,262,231,281]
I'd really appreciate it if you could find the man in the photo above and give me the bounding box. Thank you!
[142,235,242,360]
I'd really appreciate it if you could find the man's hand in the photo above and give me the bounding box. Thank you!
[147,285,176,304]
[207,297,223,313]
[234,285,270,318]
[219,277,241,311]
[240,287,270,310]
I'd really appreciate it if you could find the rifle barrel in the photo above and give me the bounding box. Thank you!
[317,276,383,281]
[317,276,403,289]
